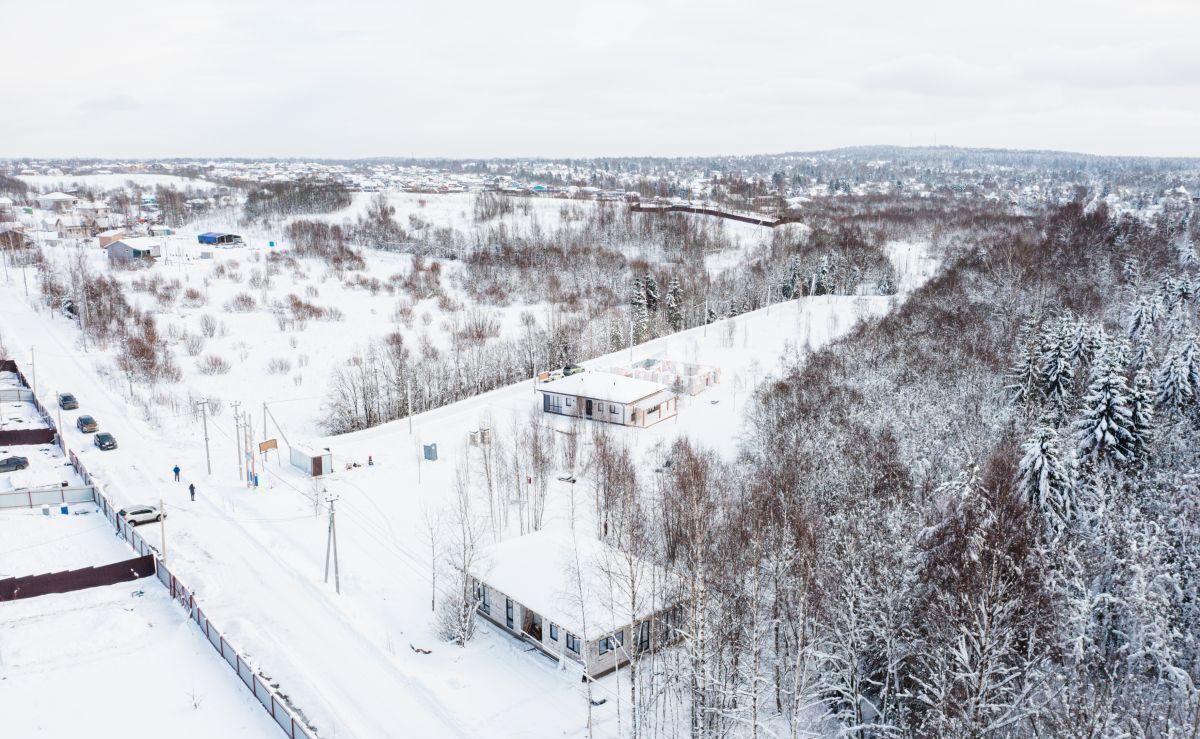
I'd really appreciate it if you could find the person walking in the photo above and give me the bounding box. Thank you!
[173,465,181,482]
[188,483,195,501]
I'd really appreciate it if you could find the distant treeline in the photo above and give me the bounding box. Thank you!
[243,181,352,222]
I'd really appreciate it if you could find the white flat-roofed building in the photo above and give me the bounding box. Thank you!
[536,372,677,427]
[470,528,682,679]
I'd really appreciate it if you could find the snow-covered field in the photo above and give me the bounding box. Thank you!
[1,581,281,739]
[0,504,126,575]
[0,236,937,738]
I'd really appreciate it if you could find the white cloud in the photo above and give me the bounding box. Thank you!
[3,0,1198,158]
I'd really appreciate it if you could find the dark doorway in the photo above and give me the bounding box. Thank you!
[585,399,593,416]
[524,611,543,641]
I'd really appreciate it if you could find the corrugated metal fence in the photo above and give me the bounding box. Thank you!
[4,357,322,739]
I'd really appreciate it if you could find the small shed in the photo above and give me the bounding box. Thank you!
[197,232,244,246]
[106,237,162,262]
[97,228,125,248]
[290,444,332,477]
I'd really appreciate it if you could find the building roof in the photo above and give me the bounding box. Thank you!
[38,192,77,201]
[470,527,675,641]
[536,372,667,405]
[109,237,162,250]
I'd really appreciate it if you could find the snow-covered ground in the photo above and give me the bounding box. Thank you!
[0,236,937,738]
[17,173,217,192]
[0,504,125,576]
[1,581,280,739]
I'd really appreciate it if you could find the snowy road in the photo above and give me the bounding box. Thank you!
[0,292,472,739]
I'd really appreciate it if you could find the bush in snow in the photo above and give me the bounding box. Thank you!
[182,287,207,308]
[267,357,292,375]
[199,314,218,338]
[184,334,205,357]
[197,354,232,375]
[224,292,257,312]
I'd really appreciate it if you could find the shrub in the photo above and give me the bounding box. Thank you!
[199,314,218,337]
[197,354,232,375]
[224,292,257,312]
[183,287,207,307]
[266,357,292,375]
[184,334,205,356]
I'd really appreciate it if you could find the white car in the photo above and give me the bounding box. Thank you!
[118,504,164,526]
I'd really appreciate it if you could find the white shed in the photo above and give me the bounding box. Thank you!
[290,444,332,477]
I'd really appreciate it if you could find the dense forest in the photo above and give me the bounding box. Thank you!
[572,199,1200,738]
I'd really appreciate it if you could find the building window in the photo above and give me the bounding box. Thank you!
[566,633,580,654]
[609,403,617,414]
[506,598,514,629]
[637,621,650,652]
[566,397,573,407]
[550,623,559,641]
[599,630,624,655]
[478,583,491,615]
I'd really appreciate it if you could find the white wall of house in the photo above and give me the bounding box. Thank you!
[474,581,678,678]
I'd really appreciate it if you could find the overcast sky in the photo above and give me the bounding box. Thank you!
[6,0,1199,159]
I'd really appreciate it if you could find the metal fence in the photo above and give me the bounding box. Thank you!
[0,485,97,509]
[2,359,322,739]
[89,477,320,739]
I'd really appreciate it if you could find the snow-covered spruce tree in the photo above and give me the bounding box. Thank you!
[643,272,659,314]
[1017,419,1077,528]
[1127,370,1156,465]
[1154,344,1195,418]
[1039,318,1078,413]
[1007,317,1043,408]
[1072,348,1136,468]
[608,316,625,353]
[664,276,683,332]
[630,276,650,344]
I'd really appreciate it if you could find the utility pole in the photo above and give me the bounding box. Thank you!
[246,416,257,488]
[323,496,340,594]
[232,401,243,481]
[703,297,708,337]
[29,346,36,396]
[406,373,413,434]
[126,371,133,399]
[78,286,88,352]
[159,498,167,563]
[196,400,211,475]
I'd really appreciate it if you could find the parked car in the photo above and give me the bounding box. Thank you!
[563,363,585,376]
[118,504,163,526]
[0,456,30,473]
[76,415,98,433]
[94,432,117,450]
[58,392,79,410]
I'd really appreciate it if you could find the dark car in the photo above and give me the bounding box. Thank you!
[563,363,585,376]
[0,456,30,473]
[94,432,117,450]
[58,392,79,410]
[76,415,98,433]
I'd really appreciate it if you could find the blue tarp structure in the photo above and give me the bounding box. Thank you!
[197,232,243,245]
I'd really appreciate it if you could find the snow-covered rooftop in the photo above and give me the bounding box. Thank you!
[471,527,675,641]
[110,237,162,249]
[536,372,667,405]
